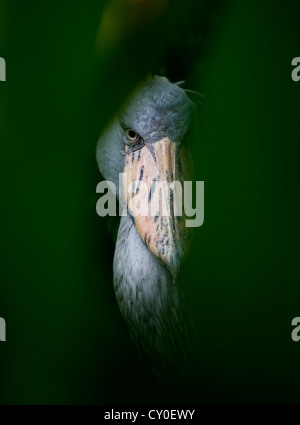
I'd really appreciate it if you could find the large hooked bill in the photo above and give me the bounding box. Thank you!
[121,137,191,280]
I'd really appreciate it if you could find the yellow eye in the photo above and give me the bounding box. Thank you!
[126,129,140,142]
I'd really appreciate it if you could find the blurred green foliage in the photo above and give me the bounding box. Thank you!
[0,0,300,404]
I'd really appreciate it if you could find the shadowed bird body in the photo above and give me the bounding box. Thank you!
[97,76,199,380]
[114,213,189,378]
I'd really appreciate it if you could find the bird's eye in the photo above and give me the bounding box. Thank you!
[125,129,140,143]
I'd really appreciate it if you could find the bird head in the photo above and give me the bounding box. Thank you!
[97,75,199,280]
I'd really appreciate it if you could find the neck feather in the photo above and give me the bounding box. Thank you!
[113,214,188,378]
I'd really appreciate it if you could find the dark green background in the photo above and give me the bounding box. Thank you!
[0,0,299,404]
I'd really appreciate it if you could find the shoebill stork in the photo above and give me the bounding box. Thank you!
[96,75,199,380]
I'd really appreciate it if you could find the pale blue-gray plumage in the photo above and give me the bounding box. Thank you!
[96,75,198,379]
